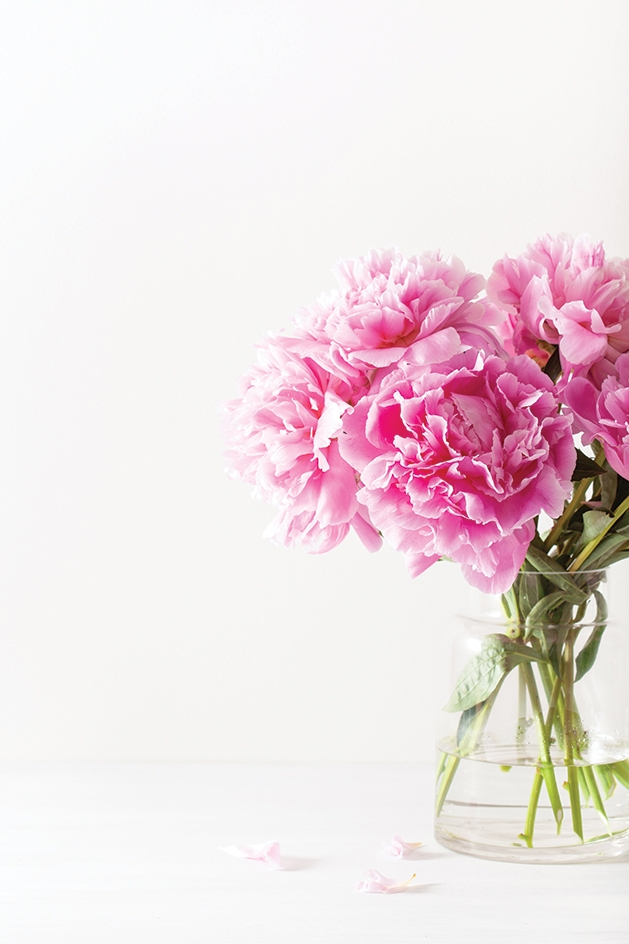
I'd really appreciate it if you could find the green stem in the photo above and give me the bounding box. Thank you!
[566,766,584,841]
[436,750,447,782]
[577,767,591,806]
[581,765,611,833]
[544,477,593,552]
[436,689,501,817]
[522,663,563,833]
[563,632,578,759]
[563,631,584,841]
[544,673,563,744]
[595,764,617,800]
[534,646,566,750]
[611,760,629,790]
[521,769,544,848]
[569,493,629,572]
[458,692,501,756]
[435,753,460,817]
[517,665,527,744]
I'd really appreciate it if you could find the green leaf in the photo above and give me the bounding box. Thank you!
[601,550,629,567]
[524,591,572,638]
[517,571,542,620]
[456,700,487,745]
[572,449,605,481]
[575,590,607,681]
[500,585,519,623]
[443,634,547,713]
[600,467,618,511]
[547,641,560,679]
[613,508,629,534]
[547,623,570,678]
[503,638,549,664]
[575,533,629,571]
[612,475,629,512]
[444,637,507,712]
[525,547,589,604]
[575,510,613,553]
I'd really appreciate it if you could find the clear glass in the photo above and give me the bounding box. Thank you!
[435,570,629,863]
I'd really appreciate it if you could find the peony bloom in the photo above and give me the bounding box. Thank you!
[287,248,505,384]
[224,333,381,554]
[487,233,629,384]
[339,351,576,593]
[563,352,629,480]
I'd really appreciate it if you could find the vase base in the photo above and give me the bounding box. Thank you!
[435,823,629,864]
[435,743,629,863]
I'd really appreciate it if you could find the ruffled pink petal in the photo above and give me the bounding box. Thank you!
[349,345,409,368]
[563,377,613,442]
[350,507,383,552]
[555,303,610,369]
[487,234,629,381]
[263,508,350,554]
[349,351,572,592]
[312,441,359,527]
[459,523,533,594]
[403,326,462,366]
[338,398,382,472]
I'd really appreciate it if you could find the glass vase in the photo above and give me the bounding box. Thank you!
[435,568,629,863]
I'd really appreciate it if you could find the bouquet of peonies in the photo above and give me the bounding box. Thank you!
[224,235,629,852]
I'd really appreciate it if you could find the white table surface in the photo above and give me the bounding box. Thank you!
[0,763,626,943]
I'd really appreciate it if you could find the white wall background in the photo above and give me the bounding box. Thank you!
[0,0,627,762]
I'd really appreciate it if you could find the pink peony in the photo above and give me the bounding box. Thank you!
[487,234,629,383]
[339,351,576,592]
[224,333,381,554]
[563,352,629,480]
[287,248,505,383]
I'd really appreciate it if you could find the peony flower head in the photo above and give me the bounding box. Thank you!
[287,248,505,384]
[339,351,576,592]
[563,352,629,480]
[487,233,629,384]
[223,332,381,554]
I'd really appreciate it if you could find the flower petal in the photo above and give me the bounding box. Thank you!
[356,869,417,893]
[383,835,423,858]
[220,841,282,869]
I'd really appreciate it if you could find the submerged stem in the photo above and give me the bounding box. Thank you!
[566,766,584,841]
[522,663,563,833]
[581,765,611,833]
[521,769,544,848]
[563,630,584,841]
[435,753,460,817]
[563,632,577,762]
[612,760,629,790]
[517,665,527,744]
[544,674,563,743]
